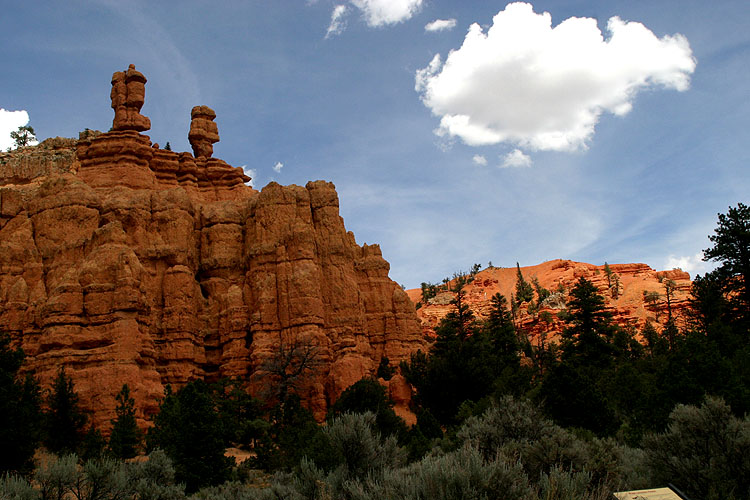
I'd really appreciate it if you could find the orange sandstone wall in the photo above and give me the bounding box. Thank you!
[0,133,423,431]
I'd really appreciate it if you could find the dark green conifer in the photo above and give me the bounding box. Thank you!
[147,381,232,492]
[44,367,88,456]
[0,334,42,475]
[514,263,534,304]
[108,384,141,459]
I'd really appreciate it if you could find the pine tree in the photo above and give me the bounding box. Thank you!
[603,262,613,288]
[108,384,141,459]
[703,202,750,325]
[514,263,534,304]
[448,276,474,339]
[560,277,615,366]
[531,276,550,304]
[10,125,36,148]
[0,334,42,475]
[44,367,88,456]
[486,292,518,366]
[147,381,232,492]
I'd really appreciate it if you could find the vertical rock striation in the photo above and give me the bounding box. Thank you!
[0,66,423,431]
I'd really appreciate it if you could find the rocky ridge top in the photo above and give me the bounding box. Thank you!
[407,259,693,344]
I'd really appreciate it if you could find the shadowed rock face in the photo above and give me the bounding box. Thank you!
[0,67,423,432]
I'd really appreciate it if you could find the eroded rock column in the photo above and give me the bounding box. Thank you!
[188,106,219,159]
[110,64,151,132]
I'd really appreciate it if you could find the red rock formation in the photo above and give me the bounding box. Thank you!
[0,66,424,433]
[407,259,693,346]
[111,65,151,132]
[188,106,220,159]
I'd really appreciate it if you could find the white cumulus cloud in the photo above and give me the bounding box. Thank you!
[665,252,710,277]
[351,0,423,27]
[500,149,532,168]
[415,2,696,151]
[425,18,456,32]
[326,5,349,38]
[472,154,487,166]
[0,109,36,150]
[273,161,284,173]
[239,165,256,188]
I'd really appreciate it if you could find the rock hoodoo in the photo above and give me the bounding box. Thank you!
[110,64,151,132]
[188,105,220,159]
[0,66,423,431]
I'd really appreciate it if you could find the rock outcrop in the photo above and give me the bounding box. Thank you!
[188,106,220,159]
[111,65,151,132]
[0,66,423,432]
[407,259,693,345]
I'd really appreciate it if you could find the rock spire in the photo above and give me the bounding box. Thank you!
[110,64,151,132]
[188,105,220,158]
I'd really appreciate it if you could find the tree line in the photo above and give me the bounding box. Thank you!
[1,202,748,499]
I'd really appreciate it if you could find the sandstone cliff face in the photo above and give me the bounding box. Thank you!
[0,67,422,431]
[407,259,693,345]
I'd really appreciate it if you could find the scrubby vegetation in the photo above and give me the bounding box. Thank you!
[1,203,749,499]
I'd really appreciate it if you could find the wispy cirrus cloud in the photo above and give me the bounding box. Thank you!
[326,5,349,38]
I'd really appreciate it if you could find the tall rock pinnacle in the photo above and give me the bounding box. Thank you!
[110,64,151,132]
[188,105,220,158]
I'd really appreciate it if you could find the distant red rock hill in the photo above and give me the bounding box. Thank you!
[406,260,692,345]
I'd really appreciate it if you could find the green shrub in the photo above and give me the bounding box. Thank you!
[457,396,552,459]
[349,445,535,500]
[643,396,750,500]
[130,449,186,500]
[0,474,39,500]
[537,466,611,500]
[323,412,404,481]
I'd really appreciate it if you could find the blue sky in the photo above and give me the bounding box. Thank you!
[2,1,748,288]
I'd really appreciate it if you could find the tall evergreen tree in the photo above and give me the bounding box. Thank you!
[108,384,141,459]
[540,277,619,435]
[688,271,729,333]
[531,276,550,304]
[485,292,518,366]
[0,334,42,475]
[603,262,613,288]
[560,277,616,366]
[514,263,534,304]
[147,381,232,493]
[703,202,750,325]
[44,367,88,456]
